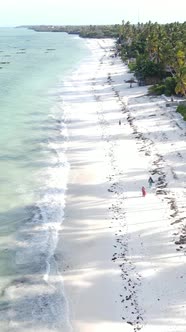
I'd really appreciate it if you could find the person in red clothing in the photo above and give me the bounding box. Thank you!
[142,186,146,197]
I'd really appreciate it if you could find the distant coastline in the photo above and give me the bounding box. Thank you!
[17,25,120,38]
[17,22,186,112]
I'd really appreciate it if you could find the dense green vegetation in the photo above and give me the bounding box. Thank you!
[118,21,186,96]
[148,77,177,96]
[21,25,120,38]
[176,104,186,120]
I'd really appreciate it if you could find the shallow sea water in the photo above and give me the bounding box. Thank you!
[0,27,89,331]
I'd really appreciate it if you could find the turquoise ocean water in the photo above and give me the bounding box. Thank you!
[0,27,89,331]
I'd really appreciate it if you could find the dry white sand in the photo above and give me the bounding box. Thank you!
[56,39,186,332]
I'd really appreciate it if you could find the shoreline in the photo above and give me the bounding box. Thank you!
[56,39,186,332]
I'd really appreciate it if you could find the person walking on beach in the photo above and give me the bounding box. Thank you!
[119,119,121,125]
[142,186,146,197]
[148,176,154,188]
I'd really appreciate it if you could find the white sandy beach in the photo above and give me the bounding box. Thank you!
[56,39,186,332]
